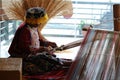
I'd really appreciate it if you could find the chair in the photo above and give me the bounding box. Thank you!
[66,29,120,80]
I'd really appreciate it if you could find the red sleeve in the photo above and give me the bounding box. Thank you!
[8,23,32,57]
[18,27,31,54]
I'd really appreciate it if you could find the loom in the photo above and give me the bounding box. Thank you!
[66,29,120,80]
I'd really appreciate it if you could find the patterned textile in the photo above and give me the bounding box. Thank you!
[23,52,63,75]
[24,69,68,80]
[66,29,120,80]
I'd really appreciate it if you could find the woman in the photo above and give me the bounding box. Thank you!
[8,7,57,58]
[8,7,72,79]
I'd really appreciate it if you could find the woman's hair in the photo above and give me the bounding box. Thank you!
[24,7,48,24]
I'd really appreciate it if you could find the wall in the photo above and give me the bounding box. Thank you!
[0,0,8,21]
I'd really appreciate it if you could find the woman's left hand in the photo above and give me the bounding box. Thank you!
[47,41,58,48]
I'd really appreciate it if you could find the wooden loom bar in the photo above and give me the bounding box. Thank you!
[113,5,120,80]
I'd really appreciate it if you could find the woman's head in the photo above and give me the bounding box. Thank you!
[24,7,48,26]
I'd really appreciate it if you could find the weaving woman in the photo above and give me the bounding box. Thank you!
[8,7,72,80]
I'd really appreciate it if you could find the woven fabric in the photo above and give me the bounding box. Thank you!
[66,29,120,80]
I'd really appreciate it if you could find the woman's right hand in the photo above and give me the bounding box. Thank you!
[38,46,51,53]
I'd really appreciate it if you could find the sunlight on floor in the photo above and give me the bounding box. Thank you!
[45,36,82,60]
[0,36,82,60]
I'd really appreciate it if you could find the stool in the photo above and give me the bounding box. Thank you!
[0,58,22,80]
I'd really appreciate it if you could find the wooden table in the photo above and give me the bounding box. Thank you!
[0,58,22,80]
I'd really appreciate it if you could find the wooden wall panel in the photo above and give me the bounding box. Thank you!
[113,4,120,31]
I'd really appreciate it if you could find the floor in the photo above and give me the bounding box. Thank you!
[0,34,82,60]
[46,36,82,60]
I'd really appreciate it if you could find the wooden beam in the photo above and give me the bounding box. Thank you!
[113,4,120,31]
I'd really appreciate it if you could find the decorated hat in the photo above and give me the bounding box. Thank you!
[24,7,48,24]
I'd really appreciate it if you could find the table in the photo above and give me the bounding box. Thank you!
[0,58,22,80]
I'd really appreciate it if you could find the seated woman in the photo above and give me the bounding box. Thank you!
[8,7,72,79]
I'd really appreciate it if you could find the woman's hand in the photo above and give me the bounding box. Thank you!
[47,41,58,48]
[39,46,48,51]
[29,47,40,55]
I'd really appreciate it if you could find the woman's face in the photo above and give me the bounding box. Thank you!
[29,23,41,28]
